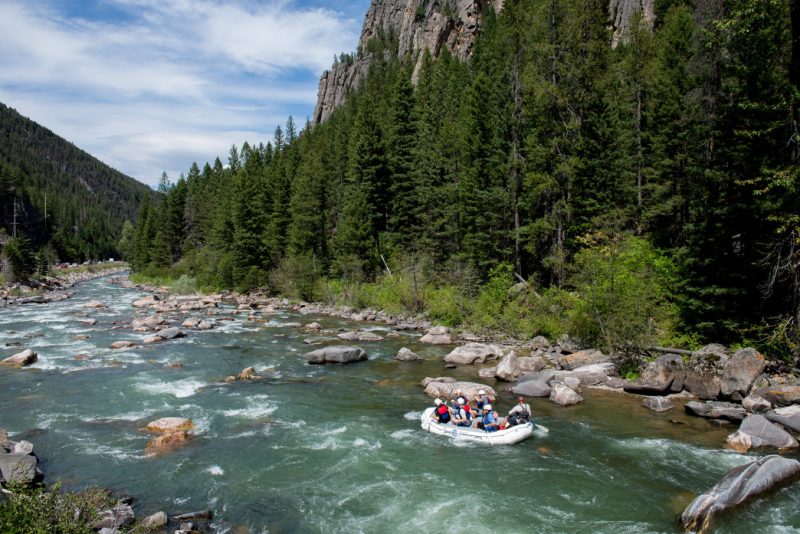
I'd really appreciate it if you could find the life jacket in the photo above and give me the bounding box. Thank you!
[435,404,451,423]
[462,406,472,421]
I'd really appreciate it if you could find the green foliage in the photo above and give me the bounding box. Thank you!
[2,234,37,281]
[0,482,116,534]
[268,251,321,301]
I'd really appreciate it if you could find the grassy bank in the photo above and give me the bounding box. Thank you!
[48,261,129,277]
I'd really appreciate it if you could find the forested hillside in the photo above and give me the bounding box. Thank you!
[0,103,153,264]
[131,0,800,361]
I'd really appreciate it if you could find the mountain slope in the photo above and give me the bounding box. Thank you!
[0,102,153,261]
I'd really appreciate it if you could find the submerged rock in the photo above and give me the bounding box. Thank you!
[642,397,674,412]
[681,455,800,533]
[1,349,37,367]
[726,414,799,452]
[305,346,368,365]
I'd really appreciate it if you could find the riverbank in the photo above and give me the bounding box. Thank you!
[0,264,128,307]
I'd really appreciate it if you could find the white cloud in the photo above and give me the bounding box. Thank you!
[0,0,363,185]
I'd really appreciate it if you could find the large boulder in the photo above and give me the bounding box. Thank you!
[512,380,552,397]
[337,330,384,342]
[753,385,800,407]
[557,349,608,371]
[110,340,136,350]
[720,348,766,398]
[422,379,495,400]
[726,414,799,452]
[132,295,159,308]
[683,372,721,400]
[683,350,730,399]
[642,397,673,412]
[146,417,194,433]
[641,354,685,392]
[681,455,800,533]
[443,343,503,365]
[1,349,37,367]
[741,392,772,413]
[145,431,191,455]
[395,348,422,362]
[685,401,747,422]
[156,327,186,340]
[495,351,520,381]
[305,346,368,365]
[0,454,37,484]
[572,362,616,385]
[94,503,135,529]
[419,326,452,345]
[765,405,800,433]
[141,511,168,529]
[549,383,583,406]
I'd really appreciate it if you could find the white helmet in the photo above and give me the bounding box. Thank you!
[457,398,465,405]
[434,398,443,406]
[478,389,486,395]
[483,404,492,411]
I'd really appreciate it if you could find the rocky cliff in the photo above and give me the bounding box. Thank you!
[314,0,655,123]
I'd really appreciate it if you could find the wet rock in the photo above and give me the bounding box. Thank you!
[720,348,766,398]
[196,320,213,331]
[420,326,453,345]
[1,349,37,367]
[110,340,136,350]
[82,301,107,309]
[143,335,163,344]
[395,347,422,362]
[681,455,800,533]
[141,511,168,529]
[443,343,503,365]
[82,318,97,326]
[12,440,33,455]
[182,317,201,329]
[765,405,800,433]
[726,414,799,452]
[305,322,322,330]
[174,510,213,521]
[422,379,495,400]
[561,376,581,392]
[146,417,194,433]
[71,334,90,341]
[685,401,746,422]
[557,349,608,371]
[238,366,256,380]
[337,330,384,342]
[549,383,583,406]
[643,397,673,412]
[94,503,135,529]
[741,393,772,413]
[157,327,186,340]
[305,346,368,365]
[753,385,800,407]
[145,430,191,455]
[0,454,37,484]
[132,295,159,308]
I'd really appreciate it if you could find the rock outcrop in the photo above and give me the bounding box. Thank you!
[726,414,799,452]
[609,0,655,47]
[443,342,503,365]
[549,383,583,406]
[421,378,495,400]
[681,455,800,533]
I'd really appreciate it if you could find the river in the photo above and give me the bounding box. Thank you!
[1,276,799,533]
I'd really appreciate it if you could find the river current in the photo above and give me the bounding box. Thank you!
[1,276,799,533]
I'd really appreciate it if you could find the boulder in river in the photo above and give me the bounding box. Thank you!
[685,401,746,422]
[443,343,503,365]
[82,301,107,309]
[643,397,674,412]
[726,414,799,452]
[765,405,800,433]
[143,335,163,344]
[549,383,583,406]
[110,340,136,350]
[146,417,194,433]
[337,330,384,342]
[156,327,186,340]
[395,347,422,362]
[1,349,37,367]
[557,349,608,371]
[145,430,191,455]
[683,371,721,400]
[627,354,685,394]
[420,326,453,345]
[512,380,552,398]
[132,295,159,308]
[305,346,368,365]
[422,379,495,400]
[681,455,800,533]
[181,317,201,329]
[572,362,616,385]
[238,366,256,380]
[720,348,766,399]
[305,322,322,330]
[741,392,772,413]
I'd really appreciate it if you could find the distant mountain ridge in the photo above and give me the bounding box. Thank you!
[0,102,153,261]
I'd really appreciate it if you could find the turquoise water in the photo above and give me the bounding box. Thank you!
[1,276,799,533]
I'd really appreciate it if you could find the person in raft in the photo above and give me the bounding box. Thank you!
[431,398,452,424]
[475,389,494,410]
[471,404,498,432]
[501,396,532,429]
[452,398,472,427]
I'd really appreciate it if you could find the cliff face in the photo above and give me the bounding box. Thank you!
[314,0,502,124]
[313,0,654,123]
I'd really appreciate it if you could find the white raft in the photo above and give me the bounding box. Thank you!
[420,407,542,445]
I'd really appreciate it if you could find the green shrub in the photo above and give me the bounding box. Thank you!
[0,482,116,534]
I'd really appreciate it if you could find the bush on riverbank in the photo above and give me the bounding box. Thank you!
[0,482,117,534]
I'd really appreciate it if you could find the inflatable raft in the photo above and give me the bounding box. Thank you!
[420,407,543,445]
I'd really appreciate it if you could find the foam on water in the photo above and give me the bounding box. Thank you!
[404,411,421,421]
[135,378,205,398]
[207,465,224,476]
[220,395,278,420]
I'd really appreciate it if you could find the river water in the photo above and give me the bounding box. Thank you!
[1,276,799,533]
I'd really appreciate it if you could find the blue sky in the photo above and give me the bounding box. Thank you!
[0,0,371,185]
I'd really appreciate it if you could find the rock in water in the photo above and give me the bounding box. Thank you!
[0,349,37,367]
[753,385,800,407]
[145,431,191,455]
[512,380,552,398]
[337,330,384,342]
[443,343,503,365]
[422,379,495,400]
[495,351,520,381]
[305,346,368,365]
[642,397,674,412]
[156,327,186,340]
[681,455,800,533]
[720,348,766,398]
[765,405,800,433]
[110,340,136,350]
[549,383,583,406]
[685,401,746,422]
[557,349,608,371]
[741,393,772,413]
[146,417,194,433]
[395,347,422,362]
[726,414,799,452]
[419,326,452,345]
